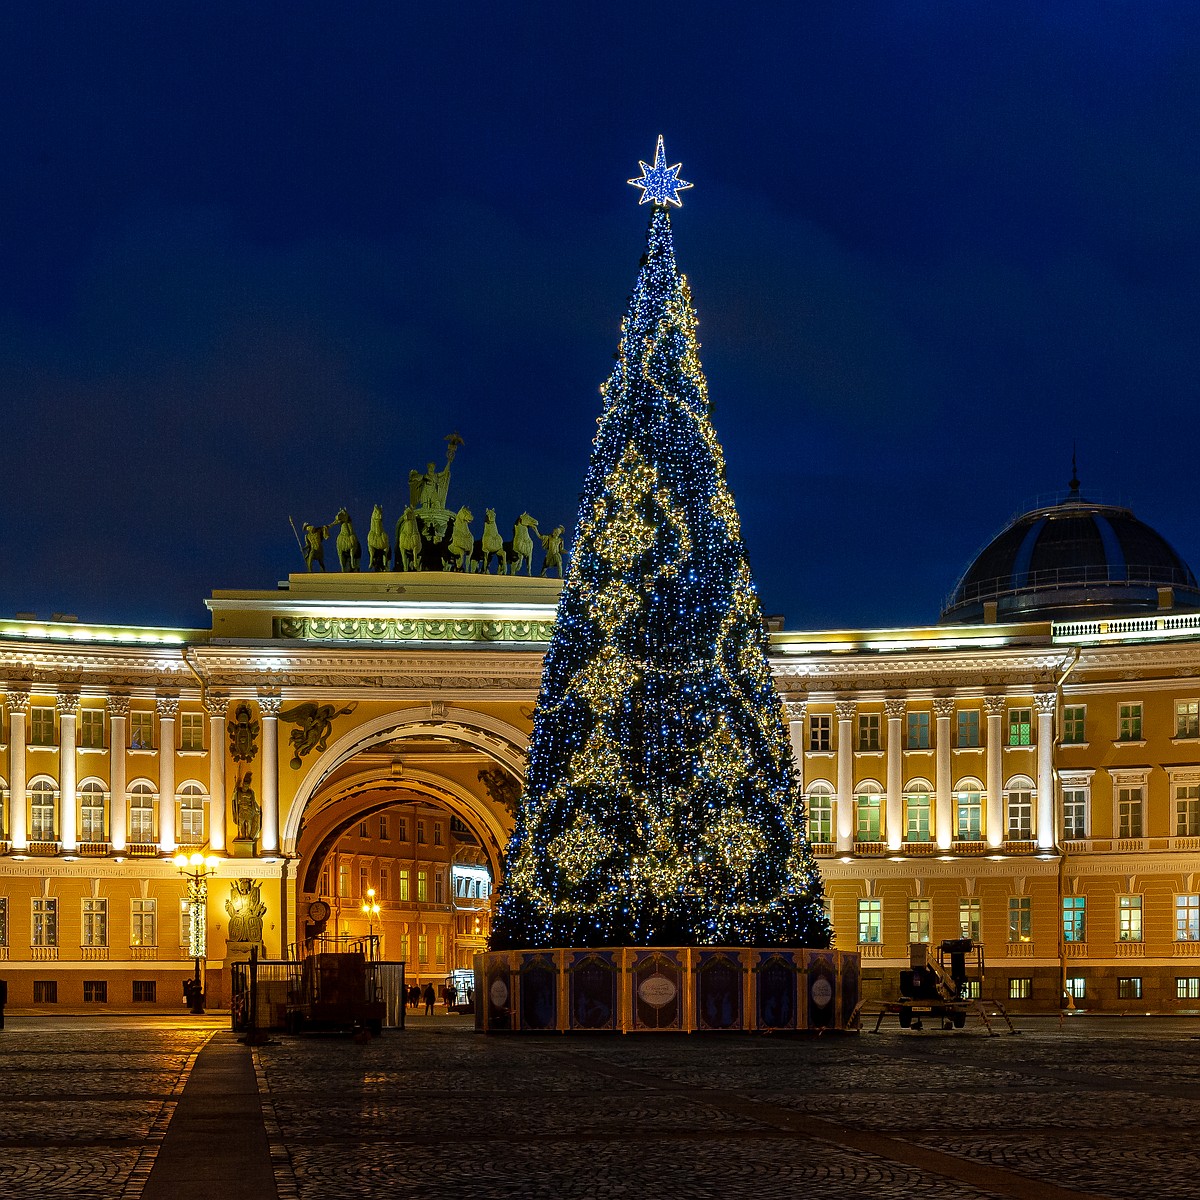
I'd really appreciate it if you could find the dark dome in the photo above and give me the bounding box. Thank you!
[941,485,1200,624]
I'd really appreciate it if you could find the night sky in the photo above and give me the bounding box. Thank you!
[2,4,1198,632]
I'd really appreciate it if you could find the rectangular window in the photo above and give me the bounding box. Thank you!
[79,709,105,749]
[906,711,930,750]
[417,870,428,902]
[30,705,55,746]
[1063,896,1087,943]
[179,712,204,751]
[32,897,58,947]
[955,792,982,841]
[1006,791,1033,840]
[435,872,444,904]
[131,898,157,948]
[33,980,58,1003]
[908,898,932,944]
[379,816,388,840]
[857,713,881,752]
[418,932,428,962]
[1008,708,1032,747]
[1063,705,1086,744]
[957,710,980,748]
[319,866,330,896]
[399,869,410,901]
[1063,788,1088,839]
[855,793,882,842]
[436,933,445,964]
[1118,977,1142,1000]
[132,980,157,1003]
[130,711,154,750]
[857,898,882,945]
[905,794,931,843]
[82,898,108,947]
[1118,786,1144,838]
[379,868,390,901]
[807,793,833,843]
[338,864,350,898]
[434,822,443,847]
[959,898,981,942]
[359,866,368,898]
[1176,977,1200,1000]
[417,819,427,844]
[1118,702,1143,742]
[1066,976,1086,1000]
[358,821,369,838]
[83,980,108,1003]
[1008,896,1031,943]
[1118,895,1143,942]
[1176,700,1200,739]
[809,715,831,752]
[1176,895,1200,942]
[1008,978,1031,1000]
[0,897,7,947]
[1176,784,1200,837]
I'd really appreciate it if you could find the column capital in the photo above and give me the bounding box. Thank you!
[933,697,955,719]
[6,687,31,714]
[834,700,857,722]
[983,695,1007,716]
[55,691,81,716]
[107,693,130,719]
[1035,692,1057,715]
[156,694,180,719]
[204,691,230,719]
[783,699,808,721]
[257,692,283,717]
[883,699,906,719]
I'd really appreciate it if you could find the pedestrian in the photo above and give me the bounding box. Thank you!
[423,983,435,1015]
[409,983,420,1010]
[446,982,458,1011]
[466,986,474,1008]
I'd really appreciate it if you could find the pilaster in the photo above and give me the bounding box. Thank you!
[934,697,954,849]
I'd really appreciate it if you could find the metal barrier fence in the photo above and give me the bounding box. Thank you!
[231,957,406,1032]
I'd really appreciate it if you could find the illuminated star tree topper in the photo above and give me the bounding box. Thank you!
[627,135,693,207]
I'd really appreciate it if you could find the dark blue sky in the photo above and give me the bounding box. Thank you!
[2,3,1198,631]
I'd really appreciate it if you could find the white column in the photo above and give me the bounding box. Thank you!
[934,698,954,850]
[57,692,79,851]
[1036,693,1056,850]
[206,694,228,852]
[885,699,905,850]
[7,689,29,849]
[835,700,856,851]
[985,696,1006,848]
[259,693,281,854]
[783,699,807,791]
[157,696,178,853]
[108,695,128,852]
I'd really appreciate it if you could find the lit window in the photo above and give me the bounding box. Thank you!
[130,711,154,750]
[178,783,205,843]
[905,792,931,843]
[858,714,880,752]
[417,871,428,902]
[30,780,57,842]
[1176,784,1200,837]
[1008,896,1031,943]
[906,712,930,749]
[1062,788,1088,840]
[129,783,156,843]
[1176,977,1200,1000]
[1063,896,1086,943]
[806,788,833,843]
[954,789,982,841]
[436,933,445,964]
[1118,895,1143,942]
[1007,708,1032,747]
[809,715,831,752]
[963,980,982,999]
[1065,976,1085,1000]
[30,706,55,746]
[399,870,410,901]
[1063,705,1086,744]
[179,713,204,751]
[855,789,882,842]
[1118,977,1142,1000]
[82,898,108,948]
[418,931,428,962]
[80,709,105,749]
[131,898,157,948]
[1176,895,1200,942]
[857,898,882,944]
[1008,977,1031,1000]
[908,898,931,944]
[1006,788,1033,840]
[338,864,350,898]
[79,781,107,842]
[1176,700,1200,739]
[1118,703,1143,742]
[957,710,980,748]
[32,897,58,947]
[959,898,981,942]
[1117,786,1144,839]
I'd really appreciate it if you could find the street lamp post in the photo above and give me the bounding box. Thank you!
[361,886,381,961]
[174,852,219,1014]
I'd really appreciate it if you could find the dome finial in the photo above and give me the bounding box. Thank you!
[1068,443,1080,496]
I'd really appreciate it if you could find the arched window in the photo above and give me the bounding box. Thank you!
[855,780,883,843]
[128,780,157,844]
[79,779,108,842]
[903,779,933,843]
[805,782,834,844]
[29,777,59,842]
[178,782,206,844]
[954,779,984,841]
[1005,775,1035,841]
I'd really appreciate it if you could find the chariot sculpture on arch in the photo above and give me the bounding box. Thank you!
[409,431,463,542]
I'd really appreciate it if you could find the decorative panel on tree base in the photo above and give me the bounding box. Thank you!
[475,948,860,1033]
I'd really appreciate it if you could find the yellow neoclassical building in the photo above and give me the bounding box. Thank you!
[1,485,1199,1012]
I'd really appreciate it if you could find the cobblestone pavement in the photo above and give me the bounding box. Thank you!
[5,1014,1200,1199]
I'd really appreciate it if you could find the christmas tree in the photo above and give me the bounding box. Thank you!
[491,139,830,951]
